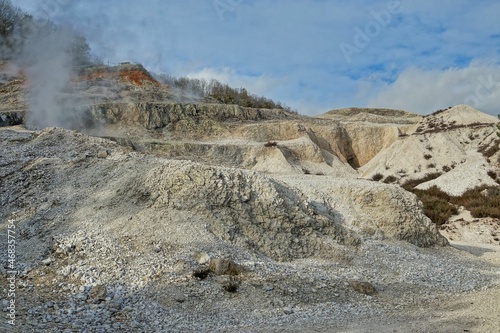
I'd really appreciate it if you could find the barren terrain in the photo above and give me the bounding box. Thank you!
[1,64,499,332]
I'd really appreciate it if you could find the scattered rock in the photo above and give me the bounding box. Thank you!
[89,284,107,303]
[42,258,52,266]
[263,284,274,292]
[194,252,210,265]
[208,258,242,276]
[348,280,377,296]
[97,150,108,158]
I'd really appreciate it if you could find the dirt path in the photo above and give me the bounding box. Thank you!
[342,218,500,333]
[266,218,500,333]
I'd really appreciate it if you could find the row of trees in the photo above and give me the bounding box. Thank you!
[158,74,296,112]
[0,0,95,66]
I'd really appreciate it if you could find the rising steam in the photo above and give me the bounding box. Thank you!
[21,28,79,129]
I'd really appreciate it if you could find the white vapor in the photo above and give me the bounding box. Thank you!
[22,28,78,129]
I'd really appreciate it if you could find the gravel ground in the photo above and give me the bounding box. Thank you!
[1,126,499,332]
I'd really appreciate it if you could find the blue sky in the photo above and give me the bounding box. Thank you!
[15,0,500,115]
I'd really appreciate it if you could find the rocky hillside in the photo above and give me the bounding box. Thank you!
[2,125,493,333]
[360,105,500,196]
[1,61,500,332]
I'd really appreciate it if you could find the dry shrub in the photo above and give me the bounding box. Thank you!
[411,186,457,225]
[383,175,397,184]
[405,177,500,223]
[451,187,500,218]
[192,268,210,280]
[402,172,442,190]
[478,139,500,158]
[264,141,278,147]
[222,278,240,293]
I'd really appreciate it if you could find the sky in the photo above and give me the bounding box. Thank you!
[14,0,500,116]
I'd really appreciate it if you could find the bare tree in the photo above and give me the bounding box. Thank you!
[0,0,26,58]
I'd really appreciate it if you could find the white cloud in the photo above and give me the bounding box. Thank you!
[365,62,500,115]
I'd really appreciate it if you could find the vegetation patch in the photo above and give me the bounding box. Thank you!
[222,278,240,293]
[410,186,457,225]
[402,172,442,190]
[383,175,397,184]
[158,75,296,112]
[478,139,500,158]
[451,186,500,218]
[371,173,384,181]
[404,173,500,223]
[264,141,278,147]
[192,268,210,280]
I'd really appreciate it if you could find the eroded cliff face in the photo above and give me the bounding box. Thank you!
[79,102,417,173]
[86,102,297,130]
